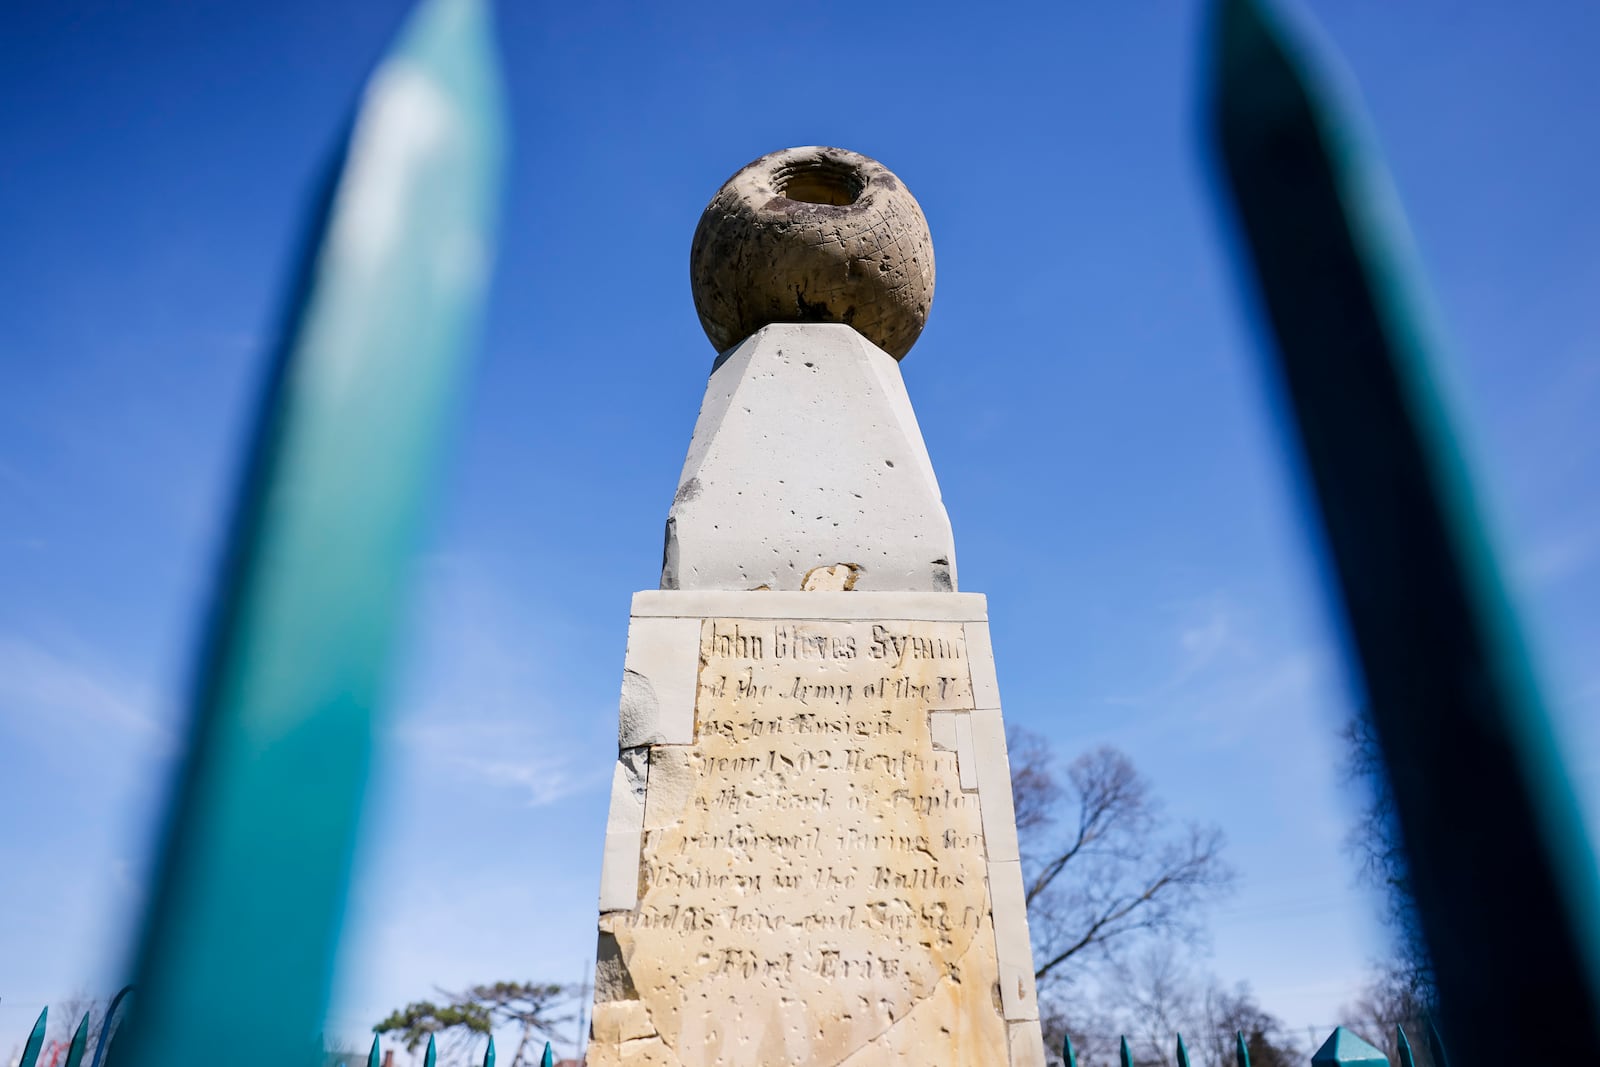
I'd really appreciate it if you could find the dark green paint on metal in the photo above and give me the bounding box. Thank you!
[424,1035,436,1067]
[107,3,506,1067]
[1176,1033,1192,1067]
[1206,0,1600,1062]
[540,1044,553,1067]
[64,1014,90,1067]
[1396,1025,1415,1067]
[483,1036,496,1067]
[1235,1031,1250,1067]
[367,1036,380,1067]
[1063,1033,1077,1067]
[1120,1036,1133,1067]
[19,1008,47,1067]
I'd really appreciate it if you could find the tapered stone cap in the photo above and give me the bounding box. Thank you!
[689,146,935,359]
[661,323,956,592]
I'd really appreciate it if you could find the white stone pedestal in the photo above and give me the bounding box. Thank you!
[589,591,1045,1067]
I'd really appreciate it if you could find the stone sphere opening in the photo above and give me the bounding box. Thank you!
[772,157,865,206]
[690,146,935,359]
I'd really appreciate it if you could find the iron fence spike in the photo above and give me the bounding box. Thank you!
[483,1036,496,1067]
[1235,1030,1250,1067]
[1207,0,1600,1061]
[19,1007,48,1067]
[1425,1018,1449,1067]
[1063,1033,1076,1067]
[89,985,133,1067]
[1396,1025,1415,1067]
[64,1014,91,1067]
[1120,1035,1133,1067]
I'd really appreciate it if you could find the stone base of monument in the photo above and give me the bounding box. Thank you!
[589,591,1045,1067]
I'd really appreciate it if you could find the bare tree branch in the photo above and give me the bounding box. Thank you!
[1009,729,1234,989]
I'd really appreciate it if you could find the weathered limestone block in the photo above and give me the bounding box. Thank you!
[590,592,1043,1067]
[660,324,957,594]
[690,147,935,361]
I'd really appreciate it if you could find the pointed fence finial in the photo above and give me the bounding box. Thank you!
[1062,1033,1077,1067]
[482,1036,496,1067]
[88,985,133,1067]
[424,1034,437,1067]
[65,1014,91,1067]
[1120,1036,1133,1067]
[367,1035,381,1067]
[1425,1018,1449,1067]
[1311,1026,1388,1066]
[1395,1025,1415,1067]
[1177,1033,1192,1067]
[1235,1030,1250,1067]
[19,1007,48,1067]
[540,1043,553,1067]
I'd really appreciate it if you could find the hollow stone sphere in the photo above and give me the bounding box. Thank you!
[689,146,935,360]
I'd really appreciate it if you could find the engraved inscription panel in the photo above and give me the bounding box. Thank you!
[603,619,1004,1065]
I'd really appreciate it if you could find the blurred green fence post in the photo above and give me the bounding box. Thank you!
[1207,0,1600,1062]
[109,2,506,1066]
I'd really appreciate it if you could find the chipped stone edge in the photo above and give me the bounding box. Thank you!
[597,747,649,912]
[989,859,1040,1023]
[630,589,987,621]
[618,616,703,747]
[1009,1019,1048,1067]
[964,621,1002,709]
[972,707,1020,864]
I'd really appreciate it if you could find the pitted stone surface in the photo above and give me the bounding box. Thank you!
[592,618,999,1065]
[661,323,956,593]
[590,597,1045,1066]
[690,147,934,360]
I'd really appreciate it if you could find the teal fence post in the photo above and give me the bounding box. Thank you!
[63,1014,90,1067]
[1235,1031,1250,1067]
[483,1036,496,1067]
[540,1043,553,1067]
[423,1035,436,1067]
[105,3,506,1067]
[1177,1033,1192,1067]
[1205,1,1600,1063]
[1312,1028,1388,1067]
[19,1008,46,1067]
[1063,1034,1077,1067]
[1120,1036,1133,1067]
[367,1035,380,1067]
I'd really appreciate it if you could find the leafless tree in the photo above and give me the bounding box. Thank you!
[1341,965,1438,1067]
[1009,729,1234,991]
[375,982,570,1067]
[1041,948,1299,1067]
[1341,715,1436,1003]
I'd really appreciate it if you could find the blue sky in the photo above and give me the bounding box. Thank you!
[3,0,1599,1057]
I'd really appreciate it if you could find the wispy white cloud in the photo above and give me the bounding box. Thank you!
[381,552,614,807]
[0,633,174,748]
[390,716,594,807]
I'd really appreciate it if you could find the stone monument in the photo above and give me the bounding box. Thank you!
[588,146,1045,1067]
